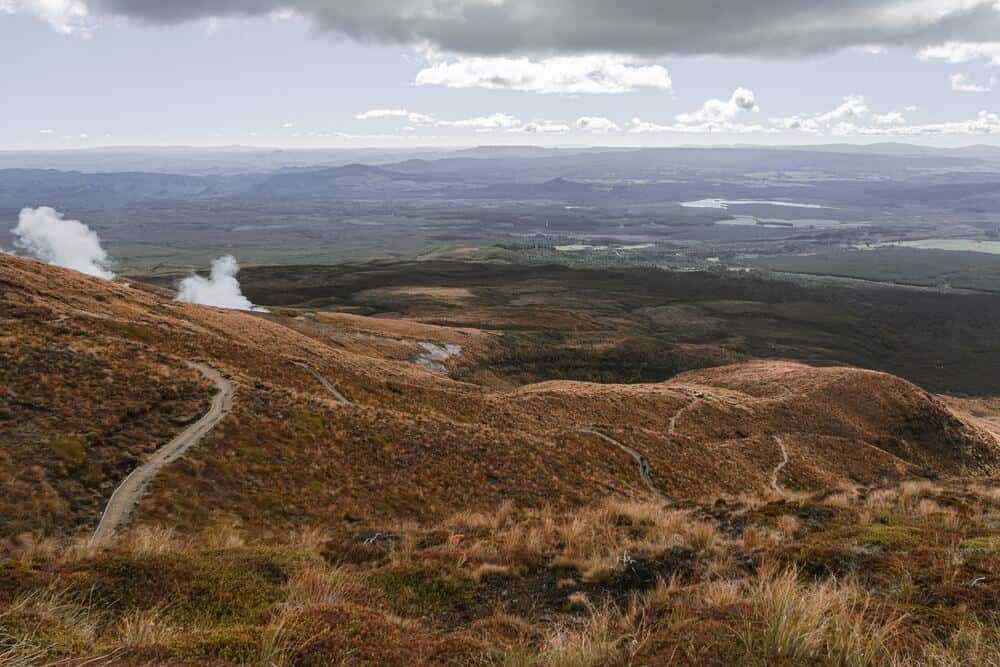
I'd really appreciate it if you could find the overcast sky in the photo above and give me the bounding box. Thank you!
[3,0,1000,149]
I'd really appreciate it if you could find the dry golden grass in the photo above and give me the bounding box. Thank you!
[736,565,905,665]
[1,478,997,665]
[472,563,513,583]
[282,563,362,610]
[114,606,177,646]
[500,600,648,667]
[121,524,185,555]
[775,513,802,537]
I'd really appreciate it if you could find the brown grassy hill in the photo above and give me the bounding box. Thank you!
[1,253,997,547]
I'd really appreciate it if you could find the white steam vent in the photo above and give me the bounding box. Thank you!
[176,255,263,311]
[12,206,115,279]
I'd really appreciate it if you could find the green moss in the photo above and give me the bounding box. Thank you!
[44,435,86,464]
[105,321,156,344]
[170,624,262,663]
[81,460,104,487]
[852,524,922,550]
[365,563,478,617]
[0,610,92,659]
[292,603,431,667]
[960,535,1000,552]
[0,561,39,603]
[293,410,326,435]
[62,548,292,626]
[899,603,966,636]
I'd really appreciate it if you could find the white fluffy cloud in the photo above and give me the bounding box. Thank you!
[437,112,521,131]
[772,94,872,133]
[415,55,672,94]
[354,109,578,134]
[836,110,1000,136]
[575,116,620,133]
[919,42,1000,66]
[676,87,758,125]
[0,0,89,34]
[511,121,570,134]
[873,111,906,125]
[356,108,434,124]
[815,94,869,124]
[357,108,578,134]
[176,255,258,311]
[11,206,114,279]
[949,72,996,92]
[771,94,1000,136]
[630,88,770,134]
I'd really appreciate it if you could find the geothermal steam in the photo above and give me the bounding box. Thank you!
[176,255,259,311]
[12,206,115,279]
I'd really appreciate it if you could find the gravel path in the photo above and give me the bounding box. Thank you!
[90,362,233,547]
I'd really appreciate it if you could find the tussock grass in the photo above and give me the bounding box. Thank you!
[0,587,98,663]
[0,478,996,665]
[282,562,361,610]
[500,601,649,667]
[114,605,177,646]
[736,566,904,665]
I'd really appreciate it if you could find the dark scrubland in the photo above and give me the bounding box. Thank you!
[233,260,1000,395]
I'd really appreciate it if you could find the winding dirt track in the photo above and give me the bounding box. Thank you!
[573,428,674,505]
[770,434,790,494]
[90,362,233,547]
[668,399,695,436]
[296,362,351,404]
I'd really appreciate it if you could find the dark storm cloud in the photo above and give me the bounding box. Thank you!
[88,0,1000,56]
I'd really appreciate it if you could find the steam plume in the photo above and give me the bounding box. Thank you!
[176,255,260,311]
[12,206,115,279]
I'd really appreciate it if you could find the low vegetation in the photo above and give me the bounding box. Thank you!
[2,478,997,665]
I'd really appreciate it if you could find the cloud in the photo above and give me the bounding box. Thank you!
[815,94,869,124]
[628,88,772,134]
[356,108,434,124]
[281,122,295,129]
[415,54,672,94]
[832,110,1000,136]
[14,1,1000,57]
[772,94,871,133]
[769,94,998,136]
[511,121,570,134]
[11,206,114,279]
[676,87,758,125]
[576,116,620,133]
[950,72,996,91]
[0,0,90,34]
[919,42,1000,66]
[175,255,259,311]
[873,111,906,125]
[356,109,573,134]
[436,112,522,131]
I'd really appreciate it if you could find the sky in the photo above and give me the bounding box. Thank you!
[2,0,1000,149]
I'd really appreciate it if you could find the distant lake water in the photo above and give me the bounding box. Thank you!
[681,198,828,210]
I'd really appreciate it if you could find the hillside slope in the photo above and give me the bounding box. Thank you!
[1,253,997,544]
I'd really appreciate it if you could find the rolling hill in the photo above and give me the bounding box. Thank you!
[3,252,1000,666]
[2,252,997,544]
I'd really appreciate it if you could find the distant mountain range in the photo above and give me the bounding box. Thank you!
[2,144,999,212]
